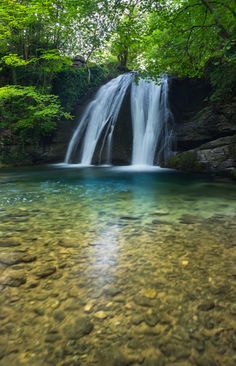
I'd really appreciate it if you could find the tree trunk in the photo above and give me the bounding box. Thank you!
[200,0,230,39]
[12,68,17,84]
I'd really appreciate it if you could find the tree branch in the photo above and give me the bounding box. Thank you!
[200,0,230,39]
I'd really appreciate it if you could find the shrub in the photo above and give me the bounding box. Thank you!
[0,85,72,143]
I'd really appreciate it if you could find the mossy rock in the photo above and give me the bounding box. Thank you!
[0,146,32,166]
[166,151,205,172]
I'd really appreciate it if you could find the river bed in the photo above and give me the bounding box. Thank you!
[0,166,235,366]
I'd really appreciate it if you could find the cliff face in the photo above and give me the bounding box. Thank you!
[0,118,76,167]
[166,78,236,177]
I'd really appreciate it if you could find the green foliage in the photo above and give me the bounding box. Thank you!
[141,1,236,74]
[135,0,236,100]
[110,6,145,70]
[53,64,119,112]
[207,49,236,101]
[2,54,28,67]
[0,85,72,142]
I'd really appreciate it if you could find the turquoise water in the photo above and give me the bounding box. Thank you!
[0,166,235,366]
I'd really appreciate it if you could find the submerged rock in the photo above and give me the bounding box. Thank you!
[104,287,121,297]
[53,310,65,322]
[94,311,108,320]
[160,342,191,361]
[0,252,24,266]
[45,333,62,343]
[64,317,93,339]
[84,302,94,313]
[134,295,155,307]
[34,308,45,316]
[21,254,37,263]
[144,312,159,327]
[195,356,218,366]
[0,271,26,287]
[120,216,140,221]
[197,302,215,311]
[34,265,57,278]
[179,214,202,224]
[141,289,158,299]
[0,241,21,247]
[143,356,165,366]
[0,252,36,266]
[132,314,144,325]
[97,349,131,366]
[58,239,79,248]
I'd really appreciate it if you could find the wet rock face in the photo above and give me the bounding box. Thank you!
[169,77,211,128]
[167,77,236,175]
[167,135,236,174]
[195,135,236,171]
[0,120,77,166]
[175,101,236,151]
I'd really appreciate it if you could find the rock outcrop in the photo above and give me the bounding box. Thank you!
[166,78,236,177]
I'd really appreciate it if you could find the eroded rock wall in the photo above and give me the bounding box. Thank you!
[166,78,236,177]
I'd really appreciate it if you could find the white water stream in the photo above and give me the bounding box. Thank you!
[65,73,173,166]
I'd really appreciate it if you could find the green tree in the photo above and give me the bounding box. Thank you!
[0,85,71,142]
[110,5,145,71]
[137,1,236,97]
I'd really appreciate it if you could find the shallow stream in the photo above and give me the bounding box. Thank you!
[0,166,235,366]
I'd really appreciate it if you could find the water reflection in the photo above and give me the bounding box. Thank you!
[86,223,120,286]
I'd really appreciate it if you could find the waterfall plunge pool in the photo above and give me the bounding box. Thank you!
[0,165,236,366]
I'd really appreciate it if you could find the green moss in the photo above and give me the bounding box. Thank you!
[166,151,205,172]
[0,146,32,166]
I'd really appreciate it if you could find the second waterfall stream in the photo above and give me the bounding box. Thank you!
[65,73,174,166]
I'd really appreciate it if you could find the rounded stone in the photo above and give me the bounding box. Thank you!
[34,265,57,278]
[94,311,108,320]
[64,317,93,339]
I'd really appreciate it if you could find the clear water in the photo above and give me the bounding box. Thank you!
[0,166,236,366]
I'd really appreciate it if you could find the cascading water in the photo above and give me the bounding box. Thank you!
[131,76,174,166]
[65,73,174,166]
[65,73,133,165]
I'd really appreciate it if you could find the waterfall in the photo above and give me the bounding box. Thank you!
[65,73,174,166]
[65,73,133,165]
[131,76,173,165]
